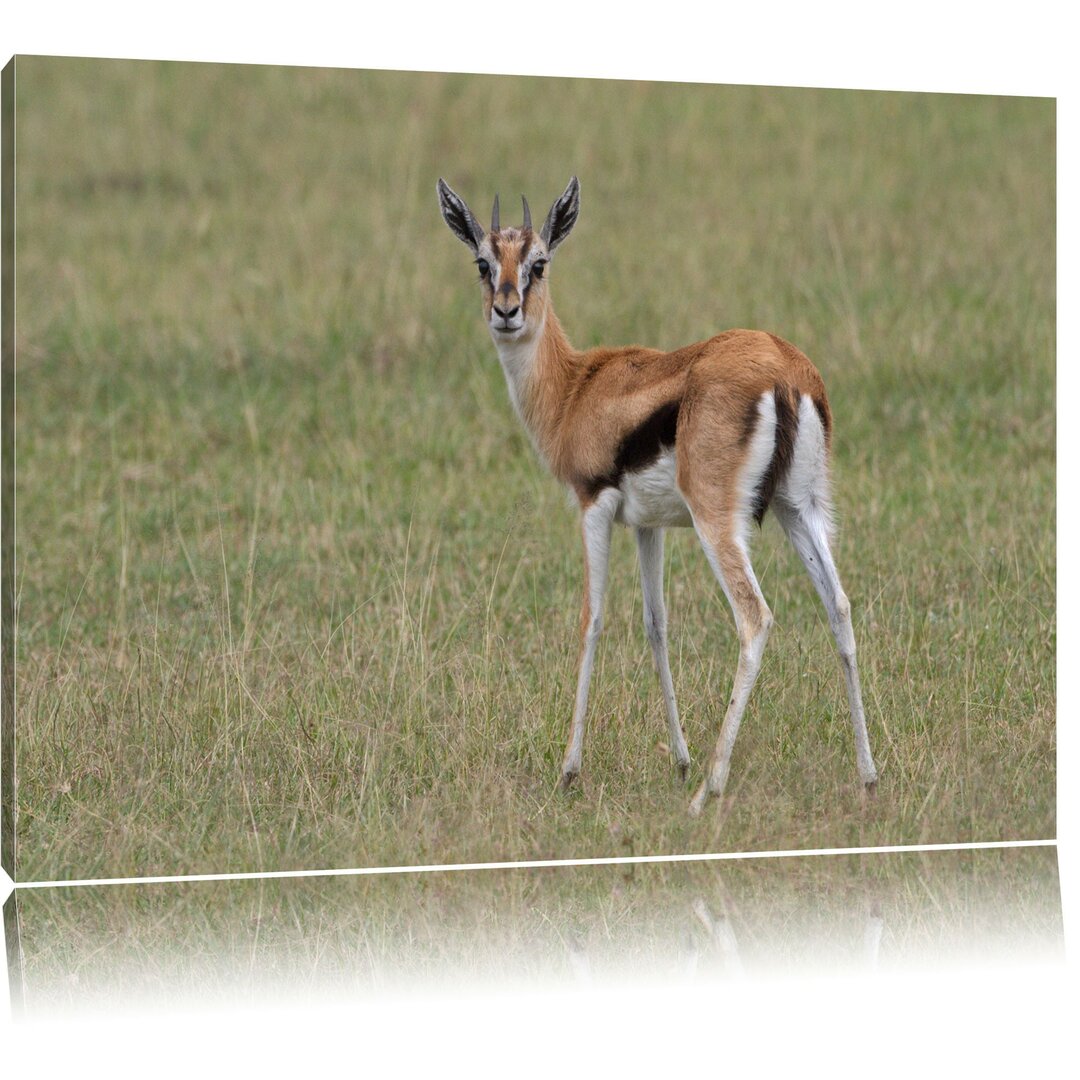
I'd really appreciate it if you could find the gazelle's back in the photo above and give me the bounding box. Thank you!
[555,329,831,512]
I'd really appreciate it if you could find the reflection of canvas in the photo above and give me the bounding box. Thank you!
[5,847,1063,1012]
[6,58,1055,881]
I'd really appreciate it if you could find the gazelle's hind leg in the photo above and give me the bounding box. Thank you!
[774,393,877,790]
[680,387,779,816]
[636,527,691,780]
[687,515,773,816]
[773,497,878,790]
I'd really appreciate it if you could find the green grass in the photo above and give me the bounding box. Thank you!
[12,59,1055,879]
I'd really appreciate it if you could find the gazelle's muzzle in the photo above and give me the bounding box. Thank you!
[491,282,524,332]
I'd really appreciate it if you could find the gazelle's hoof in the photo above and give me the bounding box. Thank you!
[863,779,878,799]
[677,760,690,783]
[560,768,579,792]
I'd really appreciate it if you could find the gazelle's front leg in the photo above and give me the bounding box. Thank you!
[636,526,691,780]
[561,489,620,789]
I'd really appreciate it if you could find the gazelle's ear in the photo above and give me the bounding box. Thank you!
[540,176,580,253]
[437,178,486,252]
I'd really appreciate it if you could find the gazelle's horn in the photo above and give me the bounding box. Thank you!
[522,195,532,230]
[491,194,500,232]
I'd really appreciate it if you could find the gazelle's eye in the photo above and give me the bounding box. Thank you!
[476,259,490,279]
[531,260,547,280]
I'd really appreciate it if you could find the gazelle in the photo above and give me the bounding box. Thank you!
[437,176,878,814]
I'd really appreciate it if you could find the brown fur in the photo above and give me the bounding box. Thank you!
[515,304,828,528]
[482,228,823,648]
[473,225,833,628]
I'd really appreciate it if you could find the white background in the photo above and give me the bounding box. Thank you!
[1,2,1075,1072]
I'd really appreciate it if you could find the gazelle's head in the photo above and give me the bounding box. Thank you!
[437,176,580,342]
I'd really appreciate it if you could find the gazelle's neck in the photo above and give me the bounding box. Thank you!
[491,297,577,465]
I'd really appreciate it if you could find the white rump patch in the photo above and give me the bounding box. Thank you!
[779,394,834,533]
[732,391,779,545]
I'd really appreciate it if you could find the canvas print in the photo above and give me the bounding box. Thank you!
[2,57,1055,880]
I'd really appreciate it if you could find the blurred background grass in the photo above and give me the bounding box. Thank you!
[12,58,1054,878]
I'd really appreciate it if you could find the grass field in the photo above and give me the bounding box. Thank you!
[11,59,1055,880]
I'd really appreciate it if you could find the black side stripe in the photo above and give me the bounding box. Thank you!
[580,399,680,500]
[751,387,800,526]
[738,396,760,447]
[615,400,680,476]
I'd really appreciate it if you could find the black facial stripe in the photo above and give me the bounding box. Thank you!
[521,255,548,302]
